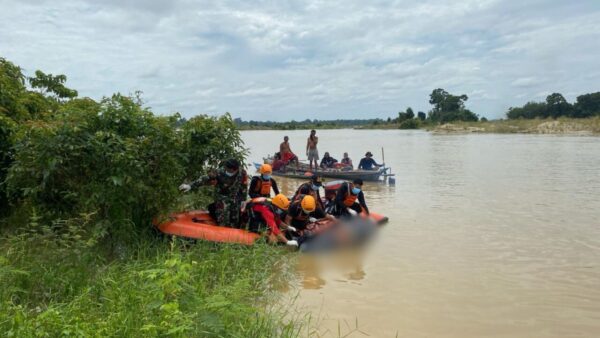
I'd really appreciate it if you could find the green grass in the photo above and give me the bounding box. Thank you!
[0,220,303,337]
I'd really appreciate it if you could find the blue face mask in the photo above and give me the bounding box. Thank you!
[275,209,283,215]
[225,170,237,177]
[312,184,319,191]
[352,187,361,194]
[262,174,271,180]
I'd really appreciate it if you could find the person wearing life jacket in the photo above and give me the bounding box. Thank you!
[249,164,279,198]
[245,194,298,247]
[285,195,334,231]
[334,179,369,217]
[292,174,325,211]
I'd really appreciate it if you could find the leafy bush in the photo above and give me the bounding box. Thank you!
[181,113,246,180]
[6,94,186,238]
[399,119,419,129]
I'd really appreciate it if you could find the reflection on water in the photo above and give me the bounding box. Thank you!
[243,130,600,337]
[295,250,368,289]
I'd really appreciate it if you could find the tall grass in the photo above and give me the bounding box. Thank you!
[0,220,302,337]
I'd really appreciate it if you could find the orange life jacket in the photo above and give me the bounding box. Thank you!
[343,183,358,207]
[290,195,309,221]
[254,178,272,196]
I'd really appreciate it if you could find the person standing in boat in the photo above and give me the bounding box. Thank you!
[179,158,248,227]
[249,164,280,198]
[333,179,369,217]
[340,152,353,169]
[320,152,338,169]
[306,129,319,171]
[358,151,384,171]
[279,136,298,167]
[244,194,298,247]
[292,174,325,211]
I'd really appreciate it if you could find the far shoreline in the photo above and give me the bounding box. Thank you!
[237,117,600,135]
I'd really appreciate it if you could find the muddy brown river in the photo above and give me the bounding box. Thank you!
[242,129,600,337]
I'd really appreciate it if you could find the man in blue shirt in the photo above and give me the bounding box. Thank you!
[358,151,383,170]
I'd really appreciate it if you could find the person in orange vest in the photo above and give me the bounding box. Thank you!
[286,195,334,231]
[249,164,279,198]
[292,174,325,211]
[245,194,298,247]
[334,179,369,217]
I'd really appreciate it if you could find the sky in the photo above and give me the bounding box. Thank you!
[1,0,599,120]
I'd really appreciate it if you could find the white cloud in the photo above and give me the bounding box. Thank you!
[1,0,599,120]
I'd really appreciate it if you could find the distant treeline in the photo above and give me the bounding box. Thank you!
[233,117,387,129]
[506,92,600,119]
[232,88,481,129]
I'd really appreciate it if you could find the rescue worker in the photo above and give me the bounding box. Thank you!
[358,151,384,170]
[249,164,279,198]
[292,174,325,211]
[286,195,335,231]
[333,179,369,217]
[179,158,248,227]
[245,194,298,247]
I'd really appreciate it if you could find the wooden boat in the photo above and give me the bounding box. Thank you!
[254,160,393,182]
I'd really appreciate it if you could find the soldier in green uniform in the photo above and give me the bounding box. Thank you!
[179,158,248,227]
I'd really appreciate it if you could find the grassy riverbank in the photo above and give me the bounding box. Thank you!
[0,223,301,337]
[0,57,304,337]
[430,117,600,134]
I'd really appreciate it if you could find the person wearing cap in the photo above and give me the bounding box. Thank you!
[249,164,280,198]
[286,195,335,231]
[358,151,384,171]
[292,174,325,211]
[179,158,248,227]
[244,194,298,247]
[333,178,369,217]
[319,152,338,169]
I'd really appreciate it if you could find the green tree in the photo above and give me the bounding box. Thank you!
[28,70,78,100]
[405,107,414,119]
[506,102,547,119]
[574,92,600,117]
[545,93,572,118]
[428,88,478,122]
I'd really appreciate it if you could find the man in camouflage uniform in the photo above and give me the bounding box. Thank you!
[179,158,248,227]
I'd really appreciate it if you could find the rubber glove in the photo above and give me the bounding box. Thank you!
[286,225,297,232]
[308,217,318,223]
[179,184,191,192]
[347,208,358,216]
[286,240,299,247]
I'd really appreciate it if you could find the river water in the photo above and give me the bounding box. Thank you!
[241,129,600,337]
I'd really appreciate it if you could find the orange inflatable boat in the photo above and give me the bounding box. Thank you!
[155,210,260,245]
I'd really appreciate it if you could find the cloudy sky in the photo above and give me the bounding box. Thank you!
[1,0,599,120]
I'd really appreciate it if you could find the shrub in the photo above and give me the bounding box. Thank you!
[399,119,419,129]
[6,94,186,237]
